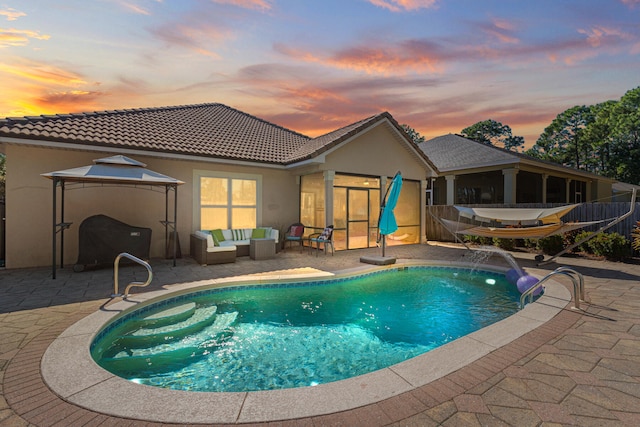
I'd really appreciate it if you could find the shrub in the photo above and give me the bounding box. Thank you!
[574,231,595,253]
[463,235,492,245]
[562,229,582,252]
[632,221,640,252]
[492,237,515,251]
[522,238,538,249]
[536,235,565,255]
[585,232,630,260]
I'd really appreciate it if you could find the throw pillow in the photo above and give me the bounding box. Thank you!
[251,228,266,238]
[210,229,225,246]
[261,227,272,238]
[232,229,246,240]
[290,225,303,237]
[319,227,332,240]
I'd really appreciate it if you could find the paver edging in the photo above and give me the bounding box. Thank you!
[5,274,582,426]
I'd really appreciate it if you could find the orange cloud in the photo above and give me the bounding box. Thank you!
[0,79,107,117]
[579,25,632,48]
[332,47,442,74]
[234,63,450,137]
[231,62,554,147]
[0,28,50,48]
[0,58,104,116]
[368,0,438,12]
[149,22,229,58]
[0,60,87,86]
[483,18,520,44]
[0,7,26,21]
[30,90,107,114]
[117,1,152,15]
[274,86,350,114]
[211,0,272,10]
[272,44,324,65]
[559,26,634,64]
[276,39,446,75]
[621,0,640,7]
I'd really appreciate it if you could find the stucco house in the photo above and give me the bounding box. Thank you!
[0,103,437,270]
[418,134,615,206]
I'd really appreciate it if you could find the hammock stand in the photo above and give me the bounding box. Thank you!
[433,188,636,265]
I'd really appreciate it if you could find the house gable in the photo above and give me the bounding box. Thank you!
[322,120,433,180]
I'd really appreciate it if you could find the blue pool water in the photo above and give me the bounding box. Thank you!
[91,266,520,392]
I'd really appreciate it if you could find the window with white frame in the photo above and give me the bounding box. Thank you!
[195,171,260,230]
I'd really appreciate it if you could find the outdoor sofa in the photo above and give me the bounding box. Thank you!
[190,227,279,265]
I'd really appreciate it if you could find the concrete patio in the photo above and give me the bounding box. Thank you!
[1,243,639,426]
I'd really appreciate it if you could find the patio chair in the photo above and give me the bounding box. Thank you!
[307,225,334,256]
[284,222,305,252]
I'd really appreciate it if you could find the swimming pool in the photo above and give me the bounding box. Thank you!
[91,266,521,392]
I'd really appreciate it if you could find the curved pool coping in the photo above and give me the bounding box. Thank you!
[41,260,572,424]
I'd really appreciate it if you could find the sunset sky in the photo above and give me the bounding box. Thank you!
[1,0,639,147]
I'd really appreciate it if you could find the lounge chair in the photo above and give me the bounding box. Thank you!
[308,225,334,256]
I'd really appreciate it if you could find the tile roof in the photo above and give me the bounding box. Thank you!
[1,103,312,164]
[0,103,434,170]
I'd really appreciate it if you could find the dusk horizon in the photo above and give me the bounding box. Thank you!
[1,0,639,148]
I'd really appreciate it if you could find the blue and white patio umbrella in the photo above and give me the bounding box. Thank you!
[378,171,403,256]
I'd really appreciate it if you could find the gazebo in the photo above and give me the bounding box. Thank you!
[42,155,184,279]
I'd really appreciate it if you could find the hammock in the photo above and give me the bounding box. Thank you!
[455,204,579,225]
[441,203,606,239]
[439,217,602,239]
[434,188,636,265]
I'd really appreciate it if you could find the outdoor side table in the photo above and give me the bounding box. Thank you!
[250,238,276,260]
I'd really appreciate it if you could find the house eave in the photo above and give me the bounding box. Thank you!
[437,159,518,174]
[518,158,615,182]
[285,155,327,169]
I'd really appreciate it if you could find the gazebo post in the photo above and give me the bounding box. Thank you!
[162,184,178,267]
[60,181,65,269]
[165,186,169,259]
[173,184,178,267]
[51,178,57,279]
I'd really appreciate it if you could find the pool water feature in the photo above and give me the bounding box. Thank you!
[468,245,525,277]
[91,266,521,392]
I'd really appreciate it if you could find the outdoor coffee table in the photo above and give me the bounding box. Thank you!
[250,238,276,260]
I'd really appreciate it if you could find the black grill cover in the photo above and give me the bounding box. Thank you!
[74,214,151,270]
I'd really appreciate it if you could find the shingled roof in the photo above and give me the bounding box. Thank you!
[0,103,434,169]
[418,134,517,172]
[418,133,611,181]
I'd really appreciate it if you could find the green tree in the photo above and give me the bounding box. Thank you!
[582,100,617,176]
[531,105,593,169]
[401,124,426,144]
[460,119,524,151]
[609,87,640,184]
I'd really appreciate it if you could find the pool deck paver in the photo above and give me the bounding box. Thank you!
[1,242,639,426]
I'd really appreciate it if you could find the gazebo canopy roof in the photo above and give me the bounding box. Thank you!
[41,155,184,186]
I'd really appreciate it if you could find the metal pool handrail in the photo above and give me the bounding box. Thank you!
[112,252,153,298]
[519,266,585,310]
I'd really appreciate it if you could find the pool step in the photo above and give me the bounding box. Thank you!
[130,302,197,328]
[100,311,239,375]
[118,305,218,348]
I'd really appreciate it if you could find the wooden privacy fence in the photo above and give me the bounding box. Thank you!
[427,202,640,243]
